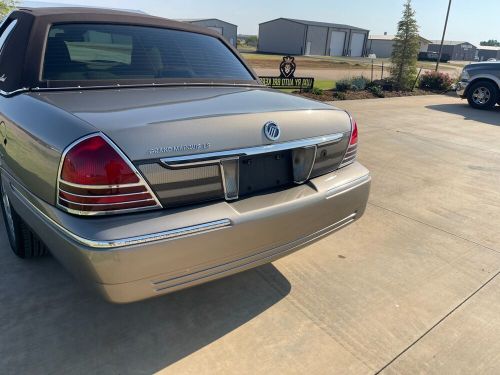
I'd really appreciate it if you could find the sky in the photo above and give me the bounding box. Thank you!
[22,0,500,46]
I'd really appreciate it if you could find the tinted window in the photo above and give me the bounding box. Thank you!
[0,19,17,54]
[43,23,253,82]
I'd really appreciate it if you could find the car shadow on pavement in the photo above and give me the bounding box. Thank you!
[0,222,291,374]
[426,103,500,126]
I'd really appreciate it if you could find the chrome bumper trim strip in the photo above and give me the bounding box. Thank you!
[152,213,357,292]
[11,184,231,250]
[325,174,371,200]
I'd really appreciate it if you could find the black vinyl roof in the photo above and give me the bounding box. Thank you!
[16,6,225,36]
[0,7,257,95]
[19,6,145,17]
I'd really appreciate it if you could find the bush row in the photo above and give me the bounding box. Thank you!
[335,76,370,92]
[418,71,454,91]
[335,76,385,98]
[332,71,454,94]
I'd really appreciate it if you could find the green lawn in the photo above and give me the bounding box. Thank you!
[314,80,336,90]
[277,80,335,93]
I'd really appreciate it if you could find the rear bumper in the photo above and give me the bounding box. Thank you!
[7,162,370,303]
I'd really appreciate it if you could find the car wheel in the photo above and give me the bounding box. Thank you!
[467,81,498,109]
[0,179,47,258]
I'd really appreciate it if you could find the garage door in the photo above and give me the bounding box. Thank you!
[329,31,346,56]
[350,33,365,57]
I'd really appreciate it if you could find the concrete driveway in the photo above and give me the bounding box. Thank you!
[1,95,500,374]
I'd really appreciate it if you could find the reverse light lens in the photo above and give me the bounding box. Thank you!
[58,134,160,215]
[292,146,317,183]
[220,157,239,200]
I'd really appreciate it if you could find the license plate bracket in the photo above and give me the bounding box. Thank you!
[239,151,293,197]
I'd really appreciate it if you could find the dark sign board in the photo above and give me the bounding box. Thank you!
[260,56,314,90]
[259,77,315,90]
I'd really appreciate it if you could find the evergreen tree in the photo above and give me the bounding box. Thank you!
[480,39,500,47]
[391,0,420,90]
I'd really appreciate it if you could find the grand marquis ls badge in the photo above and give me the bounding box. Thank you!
[264,121,281,141]
[149,143,211,155]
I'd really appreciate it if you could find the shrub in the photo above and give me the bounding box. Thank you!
[350,76,369,91]
[367,84,385,98]
[310,87,324,95]
[373,78,395,91]
[332,92,347,100]
[335,79,351,92]
[419,71,454,91]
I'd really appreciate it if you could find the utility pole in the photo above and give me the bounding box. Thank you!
[436,0,452,71]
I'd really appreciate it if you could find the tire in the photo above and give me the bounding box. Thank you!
[466,81,498,110]
[0,179,47,258]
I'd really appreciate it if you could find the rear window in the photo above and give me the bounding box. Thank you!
[42,23,253,82]
[0,19,17,55]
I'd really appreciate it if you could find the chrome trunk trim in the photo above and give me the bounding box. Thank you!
[31,82,264,92]
[161,133,344,167]
[160,133,345,200]
[0,87,30,97]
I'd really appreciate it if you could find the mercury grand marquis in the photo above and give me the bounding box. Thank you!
[0,7,370,302]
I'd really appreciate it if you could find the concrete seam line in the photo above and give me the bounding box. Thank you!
[390,128,500,157]
[255,268,376,371]
[368,202,500,255]
[373,270,500,375]
[255,267,290,298]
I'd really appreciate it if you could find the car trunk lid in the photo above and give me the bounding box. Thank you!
[30,86,352,208]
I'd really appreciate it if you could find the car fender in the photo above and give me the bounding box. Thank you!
[468,73,500,89]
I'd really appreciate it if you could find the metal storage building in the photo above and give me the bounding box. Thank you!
[367,34,430,58]
[477,46,500,61]
[258,18,369,57]
[427,41,477,61]
[178,18,237,47]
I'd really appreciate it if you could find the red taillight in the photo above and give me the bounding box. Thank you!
[350,119,358,145]
[61,136,139,185]
[340,115,358,168]
[57,134,161,215]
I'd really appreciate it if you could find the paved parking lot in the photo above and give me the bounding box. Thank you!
[1,95,500,374]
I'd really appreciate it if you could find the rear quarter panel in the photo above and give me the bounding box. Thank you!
[0,93,97,204]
